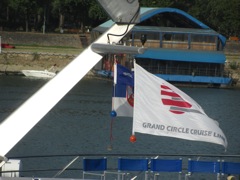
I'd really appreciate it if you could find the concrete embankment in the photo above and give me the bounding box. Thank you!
[0,31,90,48]
[0,51,77,75]
[0,31,90,75]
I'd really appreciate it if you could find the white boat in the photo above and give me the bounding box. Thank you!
[21,65,57,78]
[21,69,56,78]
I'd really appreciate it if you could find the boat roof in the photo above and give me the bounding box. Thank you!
[92,7,226,46]
[139,7,208,28]
[132,26,220,36]
[135,48,226,64]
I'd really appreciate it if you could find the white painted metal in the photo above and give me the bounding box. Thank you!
[91,43,146,54]
[1,159,22,177]
[0,23,135,157]
[97,0,140,24]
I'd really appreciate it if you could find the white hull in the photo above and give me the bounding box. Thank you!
[21,70,56,78]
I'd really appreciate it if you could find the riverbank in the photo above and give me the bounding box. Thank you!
[0,31,239,87]
[1,48,239,87]
[0,31,89,73]
[0,50,79,74]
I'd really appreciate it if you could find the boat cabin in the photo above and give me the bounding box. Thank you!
[92,7,231,87]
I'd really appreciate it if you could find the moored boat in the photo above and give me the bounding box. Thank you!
[21,64,57,78]
[21,70,56,78]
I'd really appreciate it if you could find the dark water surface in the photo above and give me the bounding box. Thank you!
[0,76,240,178]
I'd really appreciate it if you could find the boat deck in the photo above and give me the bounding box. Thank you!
[1,154,240,179]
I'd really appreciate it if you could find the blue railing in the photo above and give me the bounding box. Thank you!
[2,154,240,179]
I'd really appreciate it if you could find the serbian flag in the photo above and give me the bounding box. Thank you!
[132,62,227,149]
[112,64,134,117]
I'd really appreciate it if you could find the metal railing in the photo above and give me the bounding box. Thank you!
[1,153,240,179]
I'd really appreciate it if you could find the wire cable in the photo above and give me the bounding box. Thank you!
[106,5,140,43]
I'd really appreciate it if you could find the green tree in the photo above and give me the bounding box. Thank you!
[0,0,239,36]
[34,0,54,32]
[69,0,91,32]
[0,0,9,30]
[52,0,92,32]
[215,0,240,37]
[8,0,38,32]
[52,0,66,29]
[189,0,240,37]
[139,0,174,7]
[139,0,196,9]
[188,0,208,21]
[88,0,108,27]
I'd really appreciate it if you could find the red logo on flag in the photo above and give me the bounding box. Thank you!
[161,85,192,114]
[126,86,134,107]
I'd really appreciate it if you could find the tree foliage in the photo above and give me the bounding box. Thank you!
[0,0,239,37]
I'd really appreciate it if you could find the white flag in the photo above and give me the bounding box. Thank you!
[133,63,227,149]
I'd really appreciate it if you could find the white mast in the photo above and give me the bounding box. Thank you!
[0,0,142,159]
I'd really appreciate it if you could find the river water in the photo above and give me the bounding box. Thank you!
[0,76,240,179]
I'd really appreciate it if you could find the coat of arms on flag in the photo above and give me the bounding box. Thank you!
[112,63,134,117]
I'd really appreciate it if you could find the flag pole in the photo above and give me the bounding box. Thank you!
[130,60,137,143]
[132,60,136,136]
[108,59,118,150]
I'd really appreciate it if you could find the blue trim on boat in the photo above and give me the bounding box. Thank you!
[92,7,226,47]
[135,48,226,63]
[140,7,209,29]
[138,7,226,47]
[156,74,232,85]
[95,70,231,85]
[96,70,113,77]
